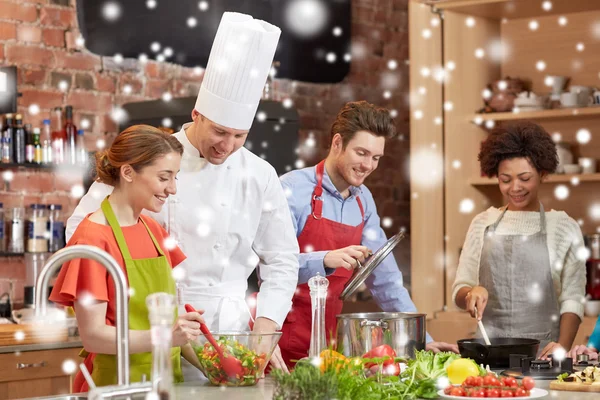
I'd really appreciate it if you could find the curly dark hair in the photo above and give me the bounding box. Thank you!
[478,121,558,177]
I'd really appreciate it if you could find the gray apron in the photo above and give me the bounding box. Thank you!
[479,203,559,353]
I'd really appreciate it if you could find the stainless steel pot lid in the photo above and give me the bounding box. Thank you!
[339,231,406,301]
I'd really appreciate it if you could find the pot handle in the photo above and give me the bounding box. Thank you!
[461,341,490,358]
[360,320,389,329]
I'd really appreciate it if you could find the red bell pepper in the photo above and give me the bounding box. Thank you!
[362,344,396,368]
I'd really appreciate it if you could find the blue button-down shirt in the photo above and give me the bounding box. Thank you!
[280,165,433,343]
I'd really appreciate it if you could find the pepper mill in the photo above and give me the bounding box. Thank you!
[308,273,329,358]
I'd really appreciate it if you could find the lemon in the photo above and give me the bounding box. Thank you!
[446,358,480,385]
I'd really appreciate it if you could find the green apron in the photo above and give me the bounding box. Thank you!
[89,197,183,386]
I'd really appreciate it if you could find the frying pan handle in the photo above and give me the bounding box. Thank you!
[461,341,490,358]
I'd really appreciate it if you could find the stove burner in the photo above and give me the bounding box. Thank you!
[530,359,551,369]
[500,354,573,380]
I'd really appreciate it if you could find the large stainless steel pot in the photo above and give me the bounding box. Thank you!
[335,312,426,359]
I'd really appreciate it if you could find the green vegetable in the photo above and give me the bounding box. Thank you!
[557,372,570,382]
[402,350,461,381]
[272,359,438,400]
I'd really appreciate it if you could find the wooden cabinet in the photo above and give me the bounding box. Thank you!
[0,347,82,400]
[409,0,600,323]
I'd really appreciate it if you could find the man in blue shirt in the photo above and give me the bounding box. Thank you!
[277,101,458,367]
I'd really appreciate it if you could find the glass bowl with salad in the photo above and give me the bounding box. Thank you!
[190,331,282,386]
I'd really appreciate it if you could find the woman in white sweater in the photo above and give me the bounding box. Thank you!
[453,121,586,359]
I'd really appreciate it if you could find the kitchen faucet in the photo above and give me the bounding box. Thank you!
[34,245,131,386]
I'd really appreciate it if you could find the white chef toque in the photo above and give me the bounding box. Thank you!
[194,12,281,131]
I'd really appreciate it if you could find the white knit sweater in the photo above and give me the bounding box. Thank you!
[452,207,586,320]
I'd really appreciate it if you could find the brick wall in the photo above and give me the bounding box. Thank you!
[0,0,411,301]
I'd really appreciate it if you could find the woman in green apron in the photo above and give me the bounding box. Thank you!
[50,125,204,391]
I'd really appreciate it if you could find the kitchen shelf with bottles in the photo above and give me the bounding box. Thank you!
[0,162,82,172]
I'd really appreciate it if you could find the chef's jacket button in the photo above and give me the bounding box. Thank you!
[208,283,214,287]
[214,243,221,249]
[227,165,232,169]
[221,202,227,207]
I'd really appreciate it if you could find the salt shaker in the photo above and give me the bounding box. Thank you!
[308,273,329,358]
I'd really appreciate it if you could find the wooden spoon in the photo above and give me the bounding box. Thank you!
[185,304,244,378]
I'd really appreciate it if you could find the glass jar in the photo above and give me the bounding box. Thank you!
[6,207,25,253]
[47,204,65,252]
[146,293,175,399]
[27,204,48,253]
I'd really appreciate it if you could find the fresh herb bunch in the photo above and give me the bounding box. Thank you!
[272,358,437,400]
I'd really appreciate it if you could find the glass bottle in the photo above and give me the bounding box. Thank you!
[2,114,14,163]
[41,119,52,164]
[0,118,12,163]
[13,114,25,164]
[308,273,329,358]
[7,207,25,253]
[26,204,48,253]
[76,129,86,165]
[64,105,77,165]
[146,292,175,400]
[33,129,42,164]
[50,107,65,164]
[25,123,34,163]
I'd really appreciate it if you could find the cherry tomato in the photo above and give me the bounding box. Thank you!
[515,388,528,397]
[473,376,484,387]
[506,377,518,388]
[501,389,514,397]
[486,388,501,397]
[469,388,486,398]
[483,375,496,386]
[463,376,475,387]
[521,376,535,391]
[450,387,467,396]
[444,386,453,395]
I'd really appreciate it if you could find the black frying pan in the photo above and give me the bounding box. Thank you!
[457,338,540,368]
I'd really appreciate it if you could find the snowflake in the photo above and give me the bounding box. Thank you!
[198,1,209,11]
[576,129,591,144]
[554,185,569,200]
[62,359,77,374]
[465,17,475,27]
[102,1,122,22]
[28,104,40,115]
[459,198,475,214]
[187,17,197,28]
[284,0,329,39]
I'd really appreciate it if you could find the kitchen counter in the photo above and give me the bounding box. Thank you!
[18,377,600,399]
[172,378,599,399]
[0,336,82,354]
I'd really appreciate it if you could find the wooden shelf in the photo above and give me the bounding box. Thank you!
[472,107,600,123]
[423,0,600,20]
[0,252,24,257]
[0,163,54,170]
[470,173,600,186]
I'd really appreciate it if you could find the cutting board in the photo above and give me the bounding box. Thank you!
[0,323,68,346]
[549,380,600,392]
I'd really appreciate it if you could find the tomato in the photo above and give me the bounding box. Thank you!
[362,344,396,359]
[471,388,486,398]
[514,388,528,397]
[500,389,514,397]
[383,363,400,376]
[504,377,518,388]
[483,375,501,386]
[486,388,501,397]
[463,376,475,387]
[444,386,453,395]
[473,376,484,387]
[450,387,467,396]
[521,377,535,391]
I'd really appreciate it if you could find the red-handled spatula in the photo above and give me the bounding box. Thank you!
[185,303,244,378]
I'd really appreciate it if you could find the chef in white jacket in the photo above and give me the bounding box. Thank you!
[66,12,299,378]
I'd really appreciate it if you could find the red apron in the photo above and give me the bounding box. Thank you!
[278,160,364,369]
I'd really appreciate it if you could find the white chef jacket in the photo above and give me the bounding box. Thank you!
[66,123,300,331]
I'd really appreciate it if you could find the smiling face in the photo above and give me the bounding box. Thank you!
[126,151,181,213]
[331,130,385,188]
[497,157,545,211]
[190,110,249,164]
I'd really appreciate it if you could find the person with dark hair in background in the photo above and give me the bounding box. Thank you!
[50,125,205,391]
[276,101,458,368]
[453,121,586,359]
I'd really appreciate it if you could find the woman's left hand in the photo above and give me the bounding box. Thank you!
[539,342,565,360]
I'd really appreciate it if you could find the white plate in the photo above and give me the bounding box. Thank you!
[437,387,548,399]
